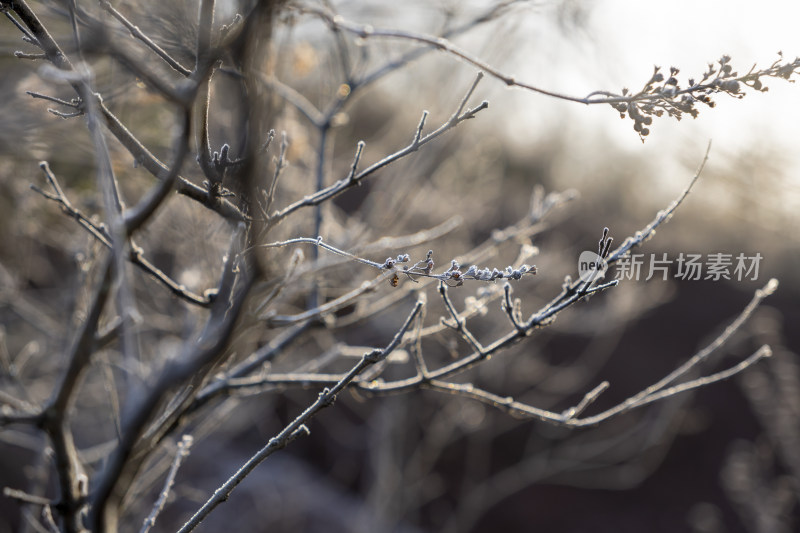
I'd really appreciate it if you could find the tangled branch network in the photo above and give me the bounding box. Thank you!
[0,0,788,531]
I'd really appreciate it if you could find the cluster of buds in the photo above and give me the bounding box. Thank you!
[463,264,536,282]
[382,250,536,287]
[612,66,685,139]
[608,53,800,140]
[443,259,463,284]
[381,253,411,270]
[423,250,434,275]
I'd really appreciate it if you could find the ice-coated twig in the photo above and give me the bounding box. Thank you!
[31,163,213,307]
[97,0,191,76]
[268,74,489,226]
[253,237,535,287]
[176,299,425,533]
[139,435,193,533]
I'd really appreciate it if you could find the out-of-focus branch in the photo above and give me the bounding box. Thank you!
[8,0,247,221]
[123,110,191,233]
[138,435,193,533]
[33,253,114,533]
[268,74,488,226]
[31,163,213,307]
[90,226,254,533]
[97,0,192,76]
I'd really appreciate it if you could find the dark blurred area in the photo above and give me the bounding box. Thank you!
[1,1,799,532]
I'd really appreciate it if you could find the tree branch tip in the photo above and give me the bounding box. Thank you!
[474,100,489,112]
[3,486,52,506]
[290,425,310,439]
[561,381,610,421]
[762,277,779,295]
[595,380,610,392]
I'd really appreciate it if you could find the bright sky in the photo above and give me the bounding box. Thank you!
[486,0,800,223]
[580,0,800,147]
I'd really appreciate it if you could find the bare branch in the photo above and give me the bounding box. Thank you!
[268,78,489,226]
[139,435,193,533]
[607,141,711,263]
[97,0,191,76]
[3,487,53,506]
[176,299,425,533]
[264,131,289,214]
[31,164,213,307]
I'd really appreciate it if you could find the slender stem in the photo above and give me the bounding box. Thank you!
[177,300,424,533]
[98,0,192,76]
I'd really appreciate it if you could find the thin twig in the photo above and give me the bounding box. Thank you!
[13,51,46,59]
[268,77,488,226]
[535,144,710,326]
[262,273,389,326]
[31,165,213,307]
[607,141,711,263]
[252,236,534,285]
[3,9,39,44]
[176,299,425,533]
[296,6,587,104]
[438,281,485,354]
[139,435,193,533]
[264,132,289,216]
[26,91,79,107]
[3,487,53,506]
[97,0,191,76]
